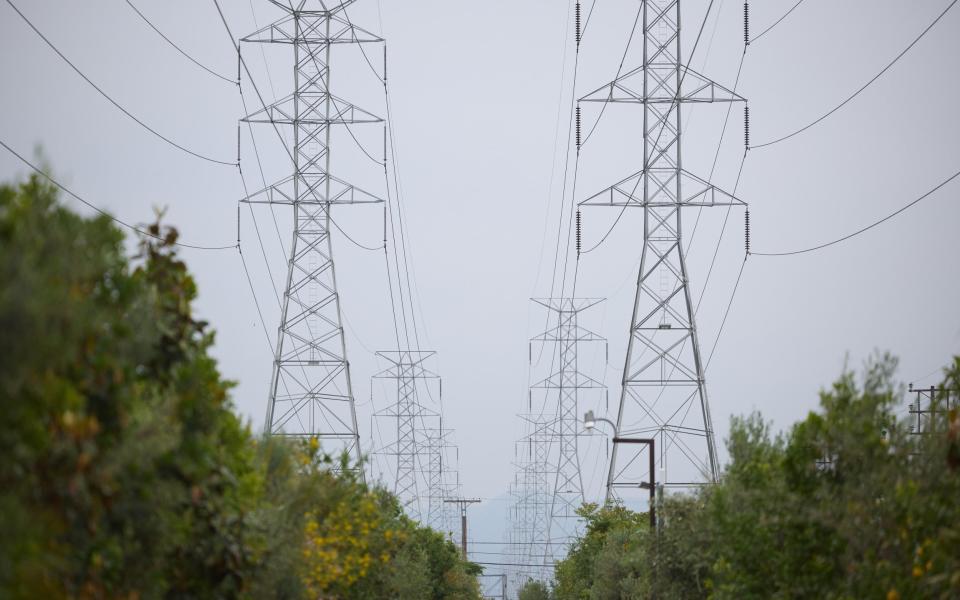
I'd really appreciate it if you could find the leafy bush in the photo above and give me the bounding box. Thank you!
[552,353,960,599]
[517,579,551,600]
[0,173,481,599]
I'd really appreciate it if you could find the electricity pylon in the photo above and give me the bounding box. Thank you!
[423,423,461,533]
[372,350,439,518]
[371,351,462,534]
[530,298,606,563]
[510,418,553,582]
[578,0,745,499]
[241,1,383,468]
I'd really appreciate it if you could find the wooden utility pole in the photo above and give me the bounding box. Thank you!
[444,498,481,559]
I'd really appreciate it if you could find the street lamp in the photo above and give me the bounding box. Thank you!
[584,410,657,529]
[583,410,616,432]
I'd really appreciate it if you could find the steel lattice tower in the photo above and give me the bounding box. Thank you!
[578,0,745,498]
[372,350,461,532]
[372,350,438,518]
[241,1,383,466]
[507,416,553,584]
[530,298,606,563]
[423,424,460,533]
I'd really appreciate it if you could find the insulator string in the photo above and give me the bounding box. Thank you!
[745,209,751,255]
[744,1,750,45]
[744,105,750,150]
[576,210,582,258]
[576,105,582,151]
[576,1,582,48]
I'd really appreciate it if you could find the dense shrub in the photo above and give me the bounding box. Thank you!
[0,173,481,599]
[552,354,960,599]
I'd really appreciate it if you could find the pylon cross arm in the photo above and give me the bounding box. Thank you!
[578,65,745,104]
[243,12,382,45]
[578,168,745,207]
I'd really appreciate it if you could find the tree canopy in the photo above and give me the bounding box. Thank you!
[549,354,960,599]
[0,172,482,599]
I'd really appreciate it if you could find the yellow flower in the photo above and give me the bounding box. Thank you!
[913,565,924,578]
[887,590,900,600]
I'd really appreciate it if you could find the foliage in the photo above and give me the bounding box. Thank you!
[551,353,960,599]
[517,579,551,600]
[0,173,481,599]
[551,503,646,600]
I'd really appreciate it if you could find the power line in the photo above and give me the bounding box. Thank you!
[473,561,555,568]
[328,209,384,252]
[238,247,276,352]
[750,0,808,43]
[752,0,958,149]
[705,256,747,369]
[752,167,960,257]
[123,0,236,85]
[0,137,236,251]
[3,0,236,167]
[531,0,581,296]
[362,5,438,372]
[211,0,295,166]
[578,4,642,149]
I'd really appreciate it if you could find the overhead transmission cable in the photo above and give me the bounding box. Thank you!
[654,1,959,368]
[124,0,236,85]
[362,4,429,356]
[531,0,582,297]
[753,167,960,257]
[749,0,807,43]
[245,0,280,101]
[3,0,236,167]
[752,0,958,149]
[550,0,587,303]
[211,0,295,165]
[0,138,236,251]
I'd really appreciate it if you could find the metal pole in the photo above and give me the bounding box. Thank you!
[648,438,656,530]
[460,508,468,559]
[613,437,655,528]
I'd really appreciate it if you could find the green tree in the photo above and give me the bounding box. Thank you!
[0,171,484,599]
[551,353,960,599]
[0,173,259,597]
[552,503,646,600]
[517,579,551,600]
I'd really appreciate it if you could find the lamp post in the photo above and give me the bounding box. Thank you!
[584,410,656,529]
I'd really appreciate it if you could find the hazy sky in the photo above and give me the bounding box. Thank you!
[2,0,959,518]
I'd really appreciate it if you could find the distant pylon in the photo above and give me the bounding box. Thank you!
[510,416,553,582]
[530,298,606,563]
[372,350,439,519]
[578,0,746,499]
[241,2,384,469]
[423,422,460,533]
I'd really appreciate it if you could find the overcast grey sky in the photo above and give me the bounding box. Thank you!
[2,0,959,513]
